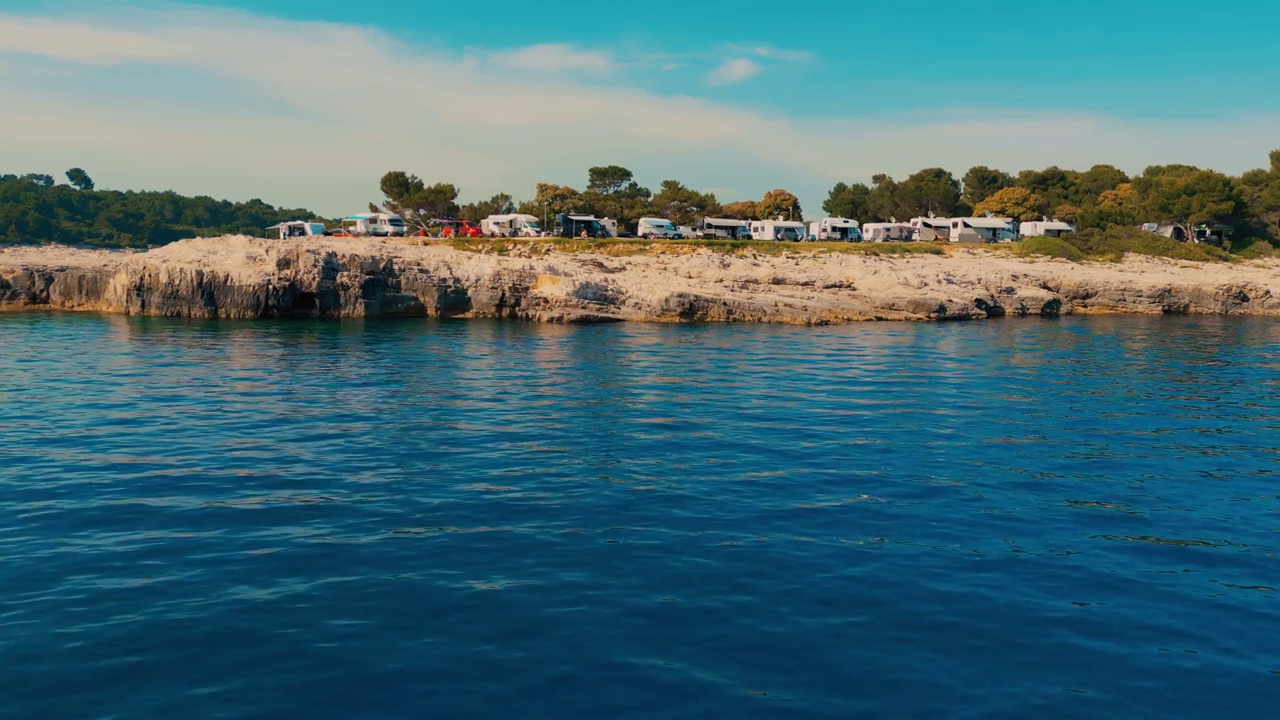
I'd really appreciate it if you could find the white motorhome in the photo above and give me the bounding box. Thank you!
[949,217,1016,243]
[346,213,408,237]
[695,218,751,240]
[909,216,951,242]
[637,217,682,239]
[268,221,327,240]
[751,220,808,242]
[1019,220,1076,239]
[481,214,543,237]
[862,222,914,243]
[809,217,863,242]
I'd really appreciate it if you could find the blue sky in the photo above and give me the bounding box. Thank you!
[1,0,1278,217]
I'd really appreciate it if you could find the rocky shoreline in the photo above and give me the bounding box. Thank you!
[2,236,1278,323]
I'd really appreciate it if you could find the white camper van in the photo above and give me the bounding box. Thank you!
[637,217,682,239]
[909,216,951,242]
[949,217,1015,243]
[1019,220,1076,239]
[268,221,327,240]
[861,222,914,243]
[809,217,863,242]
[346,213,408,237]
[750,220,808,242]
[695,218,751,240]
[481,214,543,237]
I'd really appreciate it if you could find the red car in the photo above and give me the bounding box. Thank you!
[429,220,482,238]
[330,227,354,237]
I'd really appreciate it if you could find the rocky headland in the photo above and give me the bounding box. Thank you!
[2,236,1278,323]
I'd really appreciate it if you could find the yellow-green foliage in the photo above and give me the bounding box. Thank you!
[1015,236,1085,261]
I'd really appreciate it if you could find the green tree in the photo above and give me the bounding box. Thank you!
[580,166,651,230]
[1238,149,1280,229]
[516,183,582,224]
[822,182,871,220]
[1016,166,1083,209]
[458,193,514,222]
[376,171,460,229]
[1076,164,1129,199]
[866,174,902,222]
[22,174,55,188]
[649,180,720,226]
[65,168,95,191]
[587,165,635,195]
[1133,165,1246,231]
[755,188,802,221]
[961,166,1013,207]
[972,186,1048,222]
[896,168,961,218]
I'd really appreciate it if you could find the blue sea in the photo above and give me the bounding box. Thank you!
[1,314,1278,719]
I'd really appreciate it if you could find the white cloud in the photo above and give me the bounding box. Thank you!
[705,58,762,86]
[487,43,613,74]
[0,6,1276,220]
[741,45,814,64]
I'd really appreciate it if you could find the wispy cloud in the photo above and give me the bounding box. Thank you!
[0,6,1276,219]
[738,45,814,64]
[486,43,613,75]
[705,58,762,86]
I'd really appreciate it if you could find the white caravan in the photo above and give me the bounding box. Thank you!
[695,218,751,240]
[751,220,808,242]
[677,225,696,239]
[481,214,543,237]
[1019,220,1076,239]
[637,217,682,239]
[949,217,1016,243]
[346,213,408,237]
[909,216,951,242]
[809,217,863,242]
[268,221,327,240]
[599,218,618,238]
[861,222,914,243]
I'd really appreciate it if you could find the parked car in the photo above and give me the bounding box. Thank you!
[330,227,354,237]
[438,220,483,238]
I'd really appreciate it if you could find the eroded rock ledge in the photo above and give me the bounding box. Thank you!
[2,236,1278,323]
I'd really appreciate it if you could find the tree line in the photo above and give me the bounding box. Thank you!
[374,166,804,233]
[823,152,1280,245]
[0,170,326,248]
[5,151,1280,250]
[378,152,1280,248]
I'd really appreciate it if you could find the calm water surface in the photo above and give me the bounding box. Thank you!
[1,314,1278,719]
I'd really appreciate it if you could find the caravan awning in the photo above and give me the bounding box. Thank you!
[964,217,1012,229]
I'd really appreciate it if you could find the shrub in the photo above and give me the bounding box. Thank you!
[1067,226,1230,262]
[1230,236,1280,260]
[1015,236,1085,261]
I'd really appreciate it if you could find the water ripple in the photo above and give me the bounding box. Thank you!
[2,313,1279,719]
